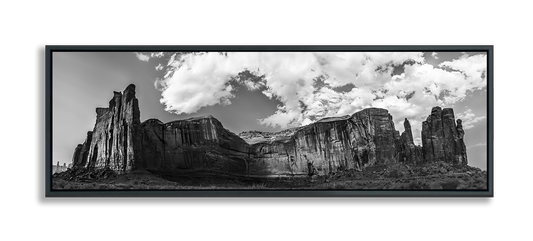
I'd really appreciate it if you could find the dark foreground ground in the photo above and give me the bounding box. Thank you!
[52,162,487,190]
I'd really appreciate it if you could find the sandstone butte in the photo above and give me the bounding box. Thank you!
[70,84,468,176]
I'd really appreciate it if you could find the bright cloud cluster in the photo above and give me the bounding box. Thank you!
[135,52,150,62]
[456,108,487,130]
[145,52,487,138]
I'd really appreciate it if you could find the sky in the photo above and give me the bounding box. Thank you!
[53,51,488,169]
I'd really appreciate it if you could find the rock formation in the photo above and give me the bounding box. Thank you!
[398,118,423,163]
[246,131,298,175]
[421,107,467,165]
[348,108,399,167]
[244,107,468,175]
[244,108,401,175]
[52,162,68,174]
[72,131,92,168]
[72,84,142,173]
[139,115,250,173]
[70,85,250,174]
[68,84,468,176]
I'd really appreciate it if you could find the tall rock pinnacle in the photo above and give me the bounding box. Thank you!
[421,107,468,165]
[399,118,423,163]
[72,84,141,173]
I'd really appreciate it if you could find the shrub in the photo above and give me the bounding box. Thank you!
[405,181,430,190]
[335,182,348,189]
[441,180,460,190]
[56,181,66,189]
[386,169,404,178]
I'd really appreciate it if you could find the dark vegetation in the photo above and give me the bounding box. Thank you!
[52,161,487,190]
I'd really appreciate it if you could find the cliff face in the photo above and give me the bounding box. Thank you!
[140,115,250,173]
[72,84,142,173]
[348,108,399,167]
[71,85,250,174]
[69,84,468,176]
[243,107,468,175]
[248,139,296,175]
[243,108,401,175]
[421,107,467,165]
[72,131,92,168]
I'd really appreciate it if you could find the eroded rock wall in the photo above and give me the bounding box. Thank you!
[244,108,401,175]
[244,107,467,175]
[71,84,141,173]
[421,107,467,165]
[140,116,251,173]
[68,83,468,176]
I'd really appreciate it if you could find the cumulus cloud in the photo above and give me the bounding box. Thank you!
[431,52,439,59]
[150,52,165,58]
[144,52,487,135]
[440,54,487,82]
[155,53,239,114]
[134,52,150,62]
[154,53,321,121]
[456,108,487,130]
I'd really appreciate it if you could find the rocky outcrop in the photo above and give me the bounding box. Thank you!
[243,108,400,175]
[248,138,296,175]
[348,108,399,168]
[292,108,399,174]
[52,162,68,174]
[240,128,301,175]
[140,115,250,173]
[72,84,142,173]
[68,84,468,176]
[70,85,251,174]
[421,107,467,165]
[72,131,92,167]
[398,118,423,163]
[244,107,468,175]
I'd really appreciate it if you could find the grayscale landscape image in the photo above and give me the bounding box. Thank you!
[52,51,488,190]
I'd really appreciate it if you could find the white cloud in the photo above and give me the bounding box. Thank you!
[155,52,322,118]
[148,52,487,134]
[261,90,273,99]
[156,53,238,114]
[456,108,487,130]
[150,52,165,58]
[259,105,305,128]
[439,54,487,84]
[320,52,424,89]
[155,63,163,71]
[468,142,487,149]
[431,52,439,59]
[135,52,150,62]
[243,81,260,90]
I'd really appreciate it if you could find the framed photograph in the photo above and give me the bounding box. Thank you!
[45,46,493,197]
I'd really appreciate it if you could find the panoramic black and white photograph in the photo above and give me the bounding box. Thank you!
[50,50,489,192]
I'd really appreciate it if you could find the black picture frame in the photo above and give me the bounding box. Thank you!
[44,43,496,198]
